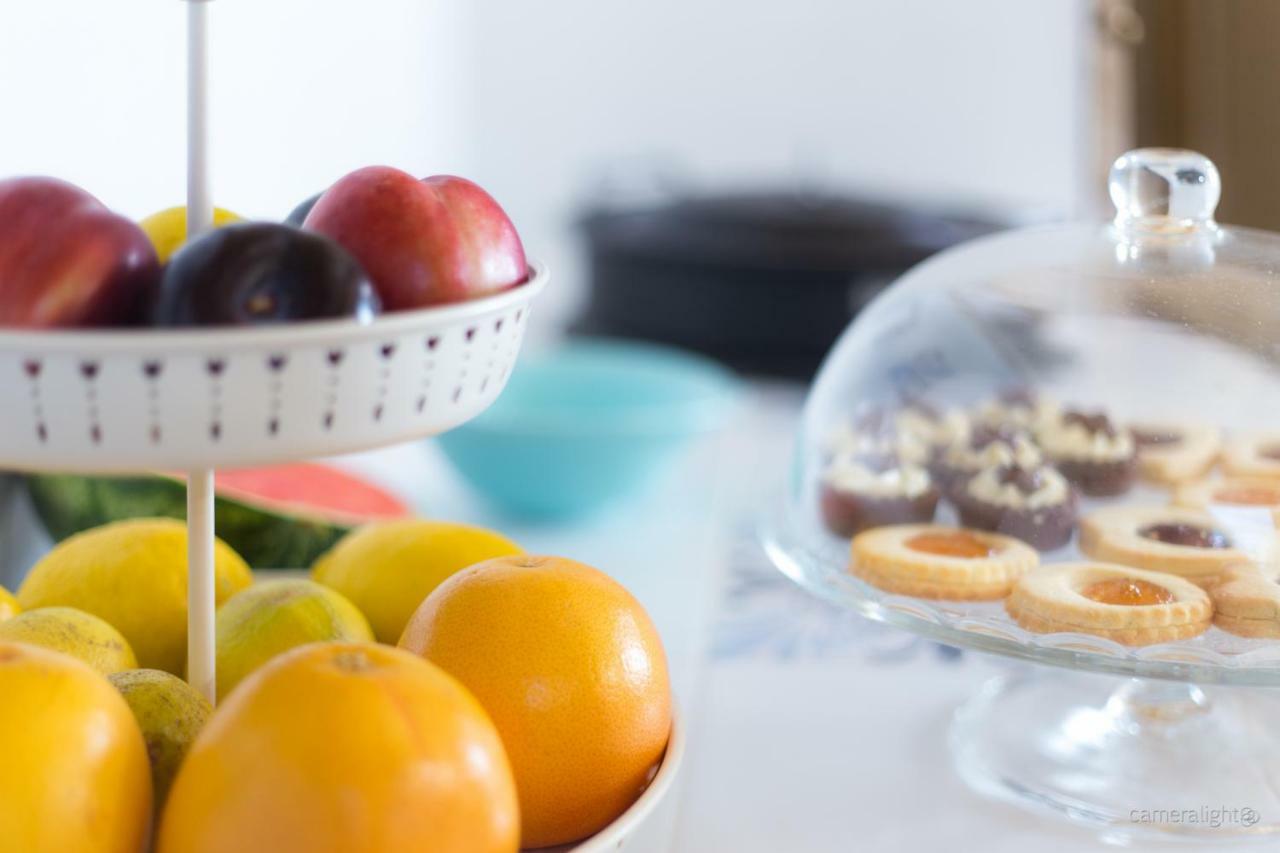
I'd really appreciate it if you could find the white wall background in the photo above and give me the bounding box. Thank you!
[0,0,1088,332]
[462,0,1088,327]
[0,0,469,220]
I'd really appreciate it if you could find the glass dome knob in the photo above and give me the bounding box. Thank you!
[1109,148,1221,232]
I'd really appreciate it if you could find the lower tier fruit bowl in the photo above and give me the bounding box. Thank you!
[0,265,545,472]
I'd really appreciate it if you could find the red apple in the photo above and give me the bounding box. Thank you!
[303,166,527,310]
[0,176,160,327]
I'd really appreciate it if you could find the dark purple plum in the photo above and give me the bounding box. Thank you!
[153,222,379,326]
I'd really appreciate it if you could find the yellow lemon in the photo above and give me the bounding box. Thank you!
[214,578,373,701]
[0,585,18,621]
[0,642,152,853]
[109,669,212,810]
[312,520,521,643]
[0,606,137,675]
[19,518,253,674]
[140,205,241,263]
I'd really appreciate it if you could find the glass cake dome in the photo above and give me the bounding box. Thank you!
[766,148,1280,681]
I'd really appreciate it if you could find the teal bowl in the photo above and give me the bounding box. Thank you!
[436,338,739,519]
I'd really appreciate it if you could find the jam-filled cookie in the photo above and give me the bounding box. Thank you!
[1005,563,1212,645]
[849,523,1039,600]
[820,452,939,538]
[1038,409,1136,496]
[1078,505,1244,585]
[1174,476,1280,524]
[952,460,1077,550]
[1210,567,1280,639]
[1222,433,1280,480]
[1129,421,1221,485]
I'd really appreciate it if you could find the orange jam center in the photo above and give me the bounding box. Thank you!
[1214,486,1280,506]
[905,531,996,558]
[1081,578,1174,606]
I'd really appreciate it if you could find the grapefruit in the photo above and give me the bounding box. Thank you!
[399,555,672,848]
[312,519,521,643]
[18,518,253,674]
[214,578,373,700]
[0,642,152,853]
[27,462,409,568]
[158,642,519,853]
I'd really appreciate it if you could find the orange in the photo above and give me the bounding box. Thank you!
[0,641,152,853]
[157,642,519,853]
[400,555,672,848]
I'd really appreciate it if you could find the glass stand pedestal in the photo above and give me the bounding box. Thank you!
[950,670,1280,844]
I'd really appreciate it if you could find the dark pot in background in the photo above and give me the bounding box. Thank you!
[576,191,1010,379]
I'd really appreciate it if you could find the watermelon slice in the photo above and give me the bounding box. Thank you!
[26,463,410,569]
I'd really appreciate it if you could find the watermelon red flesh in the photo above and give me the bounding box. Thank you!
[191,464,409,526]
[25,463,410,570]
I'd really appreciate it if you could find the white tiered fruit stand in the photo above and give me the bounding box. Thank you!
[0,4,681,849]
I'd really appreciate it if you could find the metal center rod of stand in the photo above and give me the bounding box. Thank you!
[185,0,217,704]
[187,470,217,702]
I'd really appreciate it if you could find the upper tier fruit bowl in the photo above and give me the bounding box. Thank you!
[0,264,546,472]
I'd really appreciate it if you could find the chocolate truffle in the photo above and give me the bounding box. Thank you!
[820,452,941,538]
[1038,409,1136,496]
[953,461,1077,550]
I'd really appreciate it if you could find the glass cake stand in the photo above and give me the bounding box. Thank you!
[762,146,1280,844]
[764,496,1280,844]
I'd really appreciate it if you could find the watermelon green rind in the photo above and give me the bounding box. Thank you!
[26,474,352,570]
